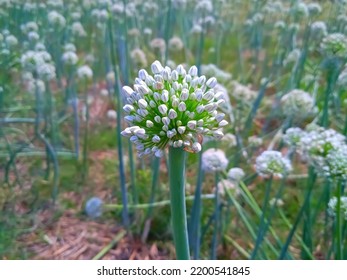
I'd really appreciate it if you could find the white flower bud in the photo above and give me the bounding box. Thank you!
[154,116,161,123]
[204,103,217,112]
[195,89,203,101]
[158,104,168,115]
[219,120,228,127]
[135,128,146,139]
[151,60,163,74]
[197,105,205,113]
[167,130,177,138]
[173,140,183,147]
[136,144,145,151]
[161,90,169,102]
[187,120,197,130]
[153,92,160,101]
[124,115,135,123]
[137,85,150,95]
[189,92,197,100]
[146,120,154,127]
[122,86,134,97]
[172,81,179,91]
[180,89,189,101]
[162,69,171,80]
[192,142,202,153]
[178,102,187,112]
[168,109,178,119]
[138,99,148,109]
[203,90,214,101]
[123,104,134,113]
[155,149,164,157]
[152,135,160,143]
[121,128,132,137]
[130,135,138,142]
[138,69,148,80]
[198,75,206,85]
[162,125,169,131]
[188,65,198,76]
[178,126,186,134]
[162,117,170,126]
[216,113,225,123]
[171,70,178,81]
[213,130,224,139]
[176,65,186,76]
[206,77,217,88]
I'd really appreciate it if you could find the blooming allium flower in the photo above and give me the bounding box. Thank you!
[320,33,347,57]
[27,79,45,94]
[201,64,232,83]
[328,196,347,220]
[222,133,237,147]
[283,49,301,66]
[300,127,346,173]
[283,127,305,147]
[216,179,239,196]
[130,48,147,68]
[37,63,56,81]
[107,109,117,120]
[85,197,103,218]
[21,50,52,72]
[77,65,93,80]
[121,61,228,157]
[310,21,327,39]
[48,11,66,28]
[64,43,76,52]
[150,38,166,54]
[62,51,78,65]
[5,34,18,47]
[255,151,292,178]
[248,135,263,147]
[292,2,309,18]
[324,147,347,180]
[337,66,347,87]
[168,36,184,52]
[280,89,316,119]
[71,22,87,37]
[307,3,322,16]
[202,148,229,173]
[227,167,245,183]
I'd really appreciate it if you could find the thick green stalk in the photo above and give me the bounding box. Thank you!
[168,147,190,260]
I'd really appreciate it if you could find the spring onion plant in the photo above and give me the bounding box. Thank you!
[121,60,228,259]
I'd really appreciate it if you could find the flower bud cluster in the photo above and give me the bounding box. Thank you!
[121,61,228,157]
[255,151,292,178]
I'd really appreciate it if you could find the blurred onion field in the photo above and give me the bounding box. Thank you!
[1,0,347,260]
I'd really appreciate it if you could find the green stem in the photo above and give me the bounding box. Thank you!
[104,194,214,210]
[211,172,220,260]
[82,83,89,182]
[168,147,190,260]
[335,180,343,260]
[92,230,126,260]
[250,176,272,259]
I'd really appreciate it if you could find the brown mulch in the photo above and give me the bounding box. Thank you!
[20,209,171,260]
